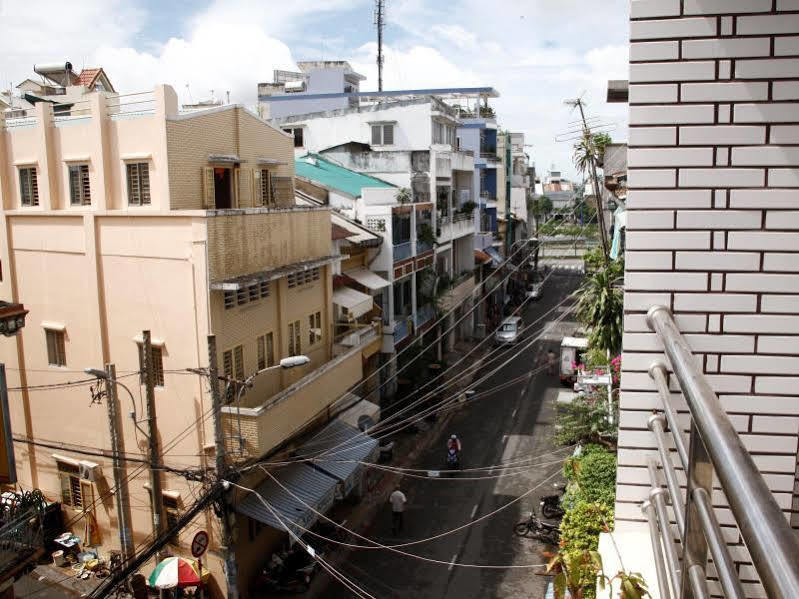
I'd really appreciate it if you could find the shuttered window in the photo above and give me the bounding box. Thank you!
[287,268,320,288]
[308,311,321,346]
[259,169,272,206]
[256,331,276,370]
[19,167,39,206]
[45,329,66,366]
[68,164,91,206]
[223,345,244,401]
[137,343,165,387]
[126,162,151,205]
[371,124,394,146]
[288,321,301,356]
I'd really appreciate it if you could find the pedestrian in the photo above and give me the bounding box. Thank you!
[389,484,407,535]
[547,349,557,376]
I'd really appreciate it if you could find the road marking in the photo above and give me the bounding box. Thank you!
[448,553,458,571]
[471,503,479,519]
[511,408,518,419]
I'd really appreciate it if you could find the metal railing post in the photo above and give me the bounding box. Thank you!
[649,362,689,469]
[680,421,712,599]
[647,305,799,599]
[647,460,682,596]
[648,414,686,536]
[642,500,672,599]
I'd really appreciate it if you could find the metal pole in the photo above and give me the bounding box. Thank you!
[649,362,689,469]
[504,132,512,259]
[648,414,686,535]
[208,335,239,599]
[105,364,134,562]
[574,99,609,262]
[648,305,799,599]
[647,462,683,597]
[680,422,712,599]
[142,331,165,564]
[641,500,672,599]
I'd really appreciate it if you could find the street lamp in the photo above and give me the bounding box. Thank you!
[0,301,28,337]
[0,301,27,486]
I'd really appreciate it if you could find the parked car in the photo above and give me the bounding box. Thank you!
[495,316,524,346]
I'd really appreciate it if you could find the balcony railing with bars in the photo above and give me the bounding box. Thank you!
[392,241,413,262]
[640,306,799,599]
[0,509,43,580]
[415,303,435,328]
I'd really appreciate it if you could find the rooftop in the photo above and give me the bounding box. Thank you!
[295,154,395,198]
[260,86,499,103]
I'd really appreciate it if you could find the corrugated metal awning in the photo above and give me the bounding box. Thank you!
[333,287,373,319]
[297,420,378,496]
[234,463,337,534]
[344,268,390,291]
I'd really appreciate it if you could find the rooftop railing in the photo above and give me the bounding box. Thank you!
[642,305,799,599]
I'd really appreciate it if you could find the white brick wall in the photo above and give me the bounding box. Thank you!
[622,2,799,588]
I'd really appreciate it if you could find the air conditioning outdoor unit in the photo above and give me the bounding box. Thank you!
[79,461,102,482]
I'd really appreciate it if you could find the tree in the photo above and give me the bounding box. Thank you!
[576,264,624,355]
[527,195,553,273]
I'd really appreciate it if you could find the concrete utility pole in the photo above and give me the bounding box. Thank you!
[104,363,134,561]
[208,335,238,599]
[375,0,386,92]
[504,132,513,259]
[142,331,165,563]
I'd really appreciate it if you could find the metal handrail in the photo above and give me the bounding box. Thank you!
[646,305,799,599]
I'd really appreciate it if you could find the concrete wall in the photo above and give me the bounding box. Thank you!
[618,1,799,594]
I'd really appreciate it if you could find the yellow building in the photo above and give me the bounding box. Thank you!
[0,85,380,596]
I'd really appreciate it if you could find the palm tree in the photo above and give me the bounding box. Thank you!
[576,264,624,356]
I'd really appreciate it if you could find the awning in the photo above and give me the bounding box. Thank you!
[484,247,503,267]
[235,463,337,534]
[297,420,379,497]
[474,249,492,265]
[344,268,390,291]
[333,287,373,319]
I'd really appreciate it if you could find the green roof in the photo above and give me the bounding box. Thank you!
[295,154,396,198]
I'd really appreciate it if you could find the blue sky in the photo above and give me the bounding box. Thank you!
[1,0,630,178]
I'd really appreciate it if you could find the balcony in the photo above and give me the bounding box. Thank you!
[332,321,381,358]
[0,510,44,581]
[220,330,378,459]
[437,210,475,242]
[415,303,435,329]
[440,273,476,311]
[393,241,413,262]
[392,317,411,344]
[206,206,332,287]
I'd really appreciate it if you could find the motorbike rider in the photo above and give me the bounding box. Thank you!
[447,434,462,454]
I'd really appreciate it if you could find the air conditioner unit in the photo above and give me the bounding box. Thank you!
[79,461,101,482]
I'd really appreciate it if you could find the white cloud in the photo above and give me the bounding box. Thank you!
[429,25,479,50]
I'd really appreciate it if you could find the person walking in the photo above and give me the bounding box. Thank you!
[389,485,407,535]
[546,349,557,376]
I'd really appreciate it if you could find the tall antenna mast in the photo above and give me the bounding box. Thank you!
[374,0,386,92]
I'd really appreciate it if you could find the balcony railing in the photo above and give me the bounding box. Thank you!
[393,241,412,262]
[416,238,433,254]
[332,322,381,357]
[415,304,435,328]
[393,318,411,344]
[640,306,799,599]
[0,509,43,580]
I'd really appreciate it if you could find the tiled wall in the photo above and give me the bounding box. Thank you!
[620,0,799,594]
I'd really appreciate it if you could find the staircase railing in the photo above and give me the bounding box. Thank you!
[642,305,799,599]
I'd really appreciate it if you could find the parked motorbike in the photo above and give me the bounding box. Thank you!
[540,482,566,520]
[446,447,460,470]
[257,545,320,593]
[513,512,560,545]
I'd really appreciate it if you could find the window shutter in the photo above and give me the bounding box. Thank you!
[233,169,241,208]
[241,168,252,207]
[264,170,272,206]
[383,124,394,145]
[371,125,381,145]
[202,167,214,208]
[253,169,262,206]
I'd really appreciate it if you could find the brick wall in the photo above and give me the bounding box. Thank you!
[620,1,799,594]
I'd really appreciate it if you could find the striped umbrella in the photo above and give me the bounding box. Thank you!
[148,557,209,589]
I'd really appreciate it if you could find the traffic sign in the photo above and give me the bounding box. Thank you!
[191,530,209,558]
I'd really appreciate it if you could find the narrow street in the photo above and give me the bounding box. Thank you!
[319,272,581,598]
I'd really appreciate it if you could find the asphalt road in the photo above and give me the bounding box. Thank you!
[314,271,582,599]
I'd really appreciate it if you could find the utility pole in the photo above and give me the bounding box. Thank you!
[504,132,513,259]
[104,363,134,562]
[375,0,385,92]
[142,331,165,563]
[208,335,238,599]
[568,98,610,264]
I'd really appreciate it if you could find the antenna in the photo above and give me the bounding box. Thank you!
[374,0,386,92]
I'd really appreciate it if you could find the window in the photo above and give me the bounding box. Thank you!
[288,320,301,356]
[57,462,92,511]
[19,167,39,206]
[224,290,236,309]
[222,345,245,401]
[260,281,270,298]
[126,162,151,205]
[248,284,259,302]
[45,329,66,366]
[282,127,304,148]
[163,494,181,544]
[256,332,275,370]
[259,169,273,206]
[308,312,321,345]
[228,282,268,309]
[68,164,91,206]
[287,268,320,288]
[137,343,165,387]
[371,123,394,146]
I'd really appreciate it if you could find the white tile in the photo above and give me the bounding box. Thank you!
[676,210,761,229]
[626,189,712,208]
[706,354,719,372]
[627,169,676,188]
[704,373,754,392]
[629,127,677,146]
[768,169,799,187]
[626,271,708,291]
[740,432,799,454]
[628,147,713,167]
[673,292,757,312]
[778,0,799,9]
[679,168,765,187]
[719,60,732,79]
[630,61,716,83]
[759,336,799,354]
[728,232,799,251]
[755,376,799,395]
[718,104,731,123]
[736,58,799,79]
[630,0,681,18]
[710,272,724,291]
[721,394,799,415]
[675,251,760,271]
[626,210,674,229]
[679,125,766,145]
[630,41,680,61]
[737,14,799,35]
[733,146,799,166]
[722,354,799,374]
[626,230,710,250]
[721,16,733,35]
[765,211,799,229]
[714,189,726,208]
[681,82,768,102]
[773,81,799,100]
[624,292,672,311]
[752,415,799,434]
[770,125,799,144]
[761,295,799,313]
[713,230,726,249]
[716,147,729,166]
[631,17,717,41]
[730,189,799,208]
[631,104,715,125]
[734,103,799,123]
[683,0,772,14]
[725,313,799,333]
[682,37,771,59]
[774,36,799,56]
[708,314,721,332]
[625,251,673,270]
[628,84,679,104]
[763,253,799,271]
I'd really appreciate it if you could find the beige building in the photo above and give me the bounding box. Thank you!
[0,84,380,596]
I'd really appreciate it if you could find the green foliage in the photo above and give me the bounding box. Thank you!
[529,195,553,219]
[417,223,435,247]
[561,501,613,553]
[593,132,612,155]
[567,449,618,509]
[576,266,624,355]
[460,200,477,214]
[584,346,609,369]
[395,187,413,203]
[546,550,603,599]
[555,392,619,447]
[538,220,598,238]
[573,133,612,175]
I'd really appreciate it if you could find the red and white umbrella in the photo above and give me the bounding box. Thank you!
[148,556,209,589]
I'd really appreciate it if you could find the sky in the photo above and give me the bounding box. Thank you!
[0,0,629,179]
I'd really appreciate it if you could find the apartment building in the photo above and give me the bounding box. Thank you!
[0,84,381,596]
[496,131,531,248]
[601,2,799,597]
